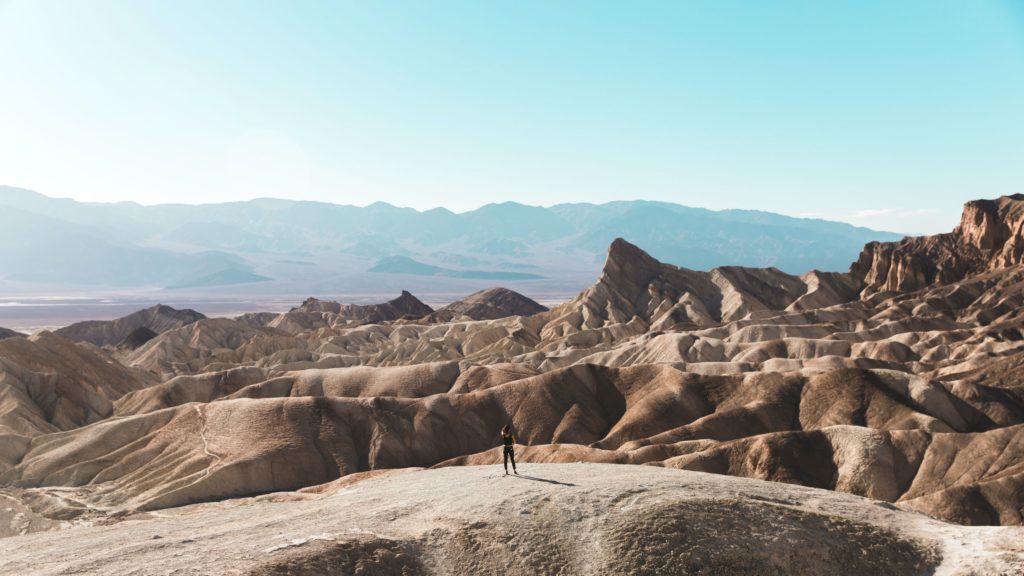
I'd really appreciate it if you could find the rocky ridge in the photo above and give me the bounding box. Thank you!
[54,304,205,347]
[424,287,548,323]
[853,194,1024,296]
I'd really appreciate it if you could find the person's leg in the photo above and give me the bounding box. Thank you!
[503,448,509,474]
[510,449,517,474]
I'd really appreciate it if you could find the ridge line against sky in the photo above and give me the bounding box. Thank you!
[1,1,1022,234]
[1,185,903,234]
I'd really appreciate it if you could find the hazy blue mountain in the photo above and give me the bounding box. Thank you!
[166,269,272,289]
[370,256,545,280]
[0,186,901,295]
[0,204,250,287]
[554,201,893,272]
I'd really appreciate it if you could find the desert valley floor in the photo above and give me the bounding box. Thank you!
[3,196,1024,574]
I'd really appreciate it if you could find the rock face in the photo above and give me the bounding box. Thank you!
[54,304,205,347]
[426,287,548,323]
[852,194,1024,296]
[539,238,859,340]
[0,328,24,341]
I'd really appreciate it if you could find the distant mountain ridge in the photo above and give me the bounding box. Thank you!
[0,186,902,295]
[370,256,545,280]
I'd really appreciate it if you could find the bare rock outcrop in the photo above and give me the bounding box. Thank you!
[542,238,860,341]
[270,291,434,333]
[853,195,1024,297]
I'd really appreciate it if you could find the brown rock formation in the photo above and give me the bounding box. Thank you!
[54,304,205,347]
[852,194,1024,296]
[0,331,155,438]
[270,291,434,333]
[425,287,548,323]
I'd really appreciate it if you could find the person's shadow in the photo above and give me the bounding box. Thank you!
[510,474,577,487]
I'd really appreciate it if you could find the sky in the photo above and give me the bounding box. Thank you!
[0,1,1022,234]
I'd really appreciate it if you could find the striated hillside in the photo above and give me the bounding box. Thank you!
[0,331,156,438]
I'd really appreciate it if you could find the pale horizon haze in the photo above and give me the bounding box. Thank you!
[2,1,1023,234]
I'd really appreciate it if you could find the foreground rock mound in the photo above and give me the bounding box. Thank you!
[7,465,1018,576]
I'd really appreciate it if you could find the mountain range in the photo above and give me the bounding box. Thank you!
[0,186,900,297]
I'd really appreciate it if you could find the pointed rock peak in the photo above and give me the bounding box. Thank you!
[144,304,206,321]
[602,238,663,286]
[390,291,434,315]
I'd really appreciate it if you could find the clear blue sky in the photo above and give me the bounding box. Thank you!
[1,1,1022,233]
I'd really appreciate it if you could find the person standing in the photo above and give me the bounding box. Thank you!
[501,424,518,475]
